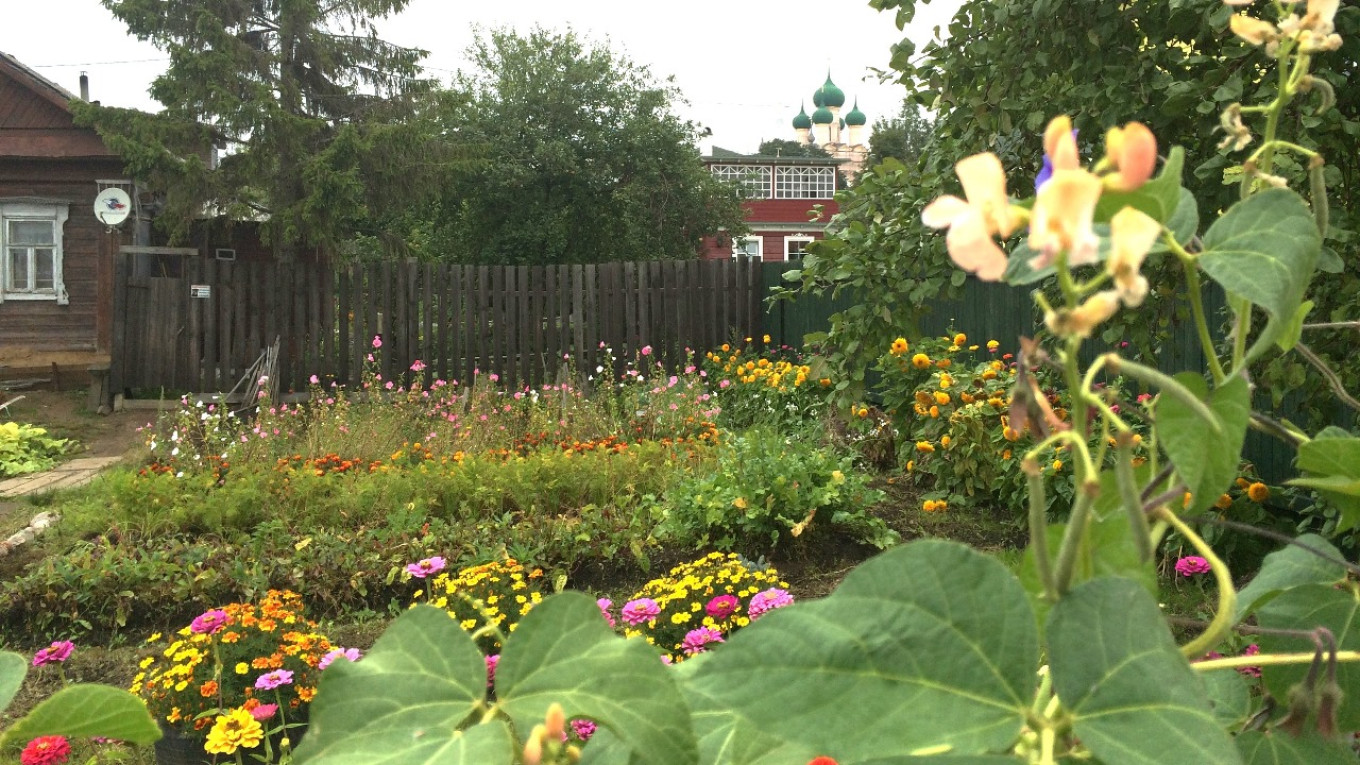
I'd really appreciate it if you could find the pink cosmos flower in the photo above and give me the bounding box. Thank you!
[621,598,660,626]
[32,640,74,667]
[682,627,725,655]
[406,557,447,578]
[705,595,740,619]
[921,152,1020,282]
[255,669,294,690]
[250,703,279,722]
[1174,556,1211,577]
[748,588,794,619]
[190,609,230,635]
[319,647,362,670]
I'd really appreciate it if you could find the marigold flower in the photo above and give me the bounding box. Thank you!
[1108,207,1160,307]
[936,358,952,369]
[940,435,951,448]
[933,391,951,406]
[986,340,999,351]
[953,333,967,346]
[1028,169,1104,269]
[1215,493,1233,510]
[911,353,931,369]
[1102,122,1158,192]
[922,500,938,512]
[921,152,1021,281]
[1247,482,1270,502]
[21,735,70,765]
[1175,556,1212,576]
[890,337,910,355]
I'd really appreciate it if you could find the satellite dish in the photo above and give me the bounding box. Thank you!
[94,188,132,226]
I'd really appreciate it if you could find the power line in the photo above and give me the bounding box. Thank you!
[30,58,169,68]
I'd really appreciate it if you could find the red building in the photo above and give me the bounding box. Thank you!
[699,147,842,262]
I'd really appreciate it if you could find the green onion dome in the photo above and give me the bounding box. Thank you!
[820,73,845,108]
[792,104,812,130]
[811,105,834,125]
[845,99,866,126]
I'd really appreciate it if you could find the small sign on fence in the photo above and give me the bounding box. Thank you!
[189,284,211,299]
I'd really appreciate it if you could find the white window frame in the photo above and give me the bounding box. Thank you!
[0,201,69,304]
[774,166,836,199]
[784,235,815,261]
[732,235,763,260]
[710,164,772,199]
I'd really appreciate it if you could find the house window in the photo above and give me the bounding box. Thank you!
[784,236,815,261]
[0,201,69,304]
[733,236,763,260]
[710,164,772,199]
[774,166,835,199]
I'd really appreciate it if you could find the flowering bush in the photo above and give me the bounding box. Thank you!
[131,590,334,739]
[605,552,790,663]
[415,558,547,654]
[701,339,826,431]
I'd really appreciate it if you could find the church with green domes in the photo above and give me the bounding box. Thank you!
[791,72,868,181]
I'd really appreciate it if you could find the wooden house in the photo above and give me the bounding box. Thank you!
[699,147,842,262]
[0,51,126,383]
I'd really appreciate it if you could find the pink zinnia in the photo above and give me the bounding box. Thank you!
[705,595,740,619]
[682,627,724,655]
[250,703,279,722]
[640,345,652,356]
[621,598,660,626]
[372,335,382,349]
[406,557,447,578]
[748,588,794,619]
[255,669,294,690]
[32,640,74,667]
[597,598,616,628]
[190,609,230,635]
[1174,556,1211,577]
[319,647,362,670]
[1238,644,1262,678]
[485,654,499,689]
[21,735,70,765]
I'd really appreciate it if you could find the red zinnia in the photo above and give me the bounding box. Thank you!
[22,735,71,765]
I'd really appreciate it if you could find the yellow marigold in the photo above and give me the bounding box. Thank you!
[936,359,952,369]
[733,497,748,509]
[1235,477,1251,489]
[856,406,869,418]
[905,460,914,472]
[819,377,831,387]
[1247,482,1270,503]
[987,340,999,351]
[938,373,954,388]
[1003,426,1020,441]
[923,500,938,512]
[1215,493,1233,510]
[762,334,771,343]
[953,333,967,346]
[981,370,997,381]
[891,337,910,355]
[934,391,951,405]
[912,353,931,369]
[916,441,935,453]
[929,405,940,418]
[1183,492,1193,509]
[1001,449,1012,460]
[1052,460,1063,471]
[721,343,730,352]
[940,435,951,448]
[960,392,975,403]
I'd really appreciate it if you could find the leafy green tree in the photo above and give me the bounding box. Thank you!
[788,0,1358,415]
[74,0,460,256]
[866,101,934,168]
[756,139,828,158]
[427,27,745,265]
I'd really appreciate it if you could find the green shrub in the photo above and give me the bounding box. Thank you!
[657,428,894,550]
[0,421,72,478]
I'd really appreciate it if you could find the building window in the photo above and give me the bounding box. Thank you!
[710,164,772,199]
[0,201,69,304]
[774,166,835,199]
[784,236,815,261]
[733,236,762,260]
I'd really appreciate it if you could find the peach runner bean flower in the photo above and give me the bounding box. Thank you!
[921,152,1021,281]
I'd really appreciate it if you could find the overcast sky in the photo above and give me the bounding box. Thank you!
[5,0,963,154]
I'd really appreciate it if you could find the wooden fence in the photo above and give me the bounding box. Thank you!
[111,255,764,397]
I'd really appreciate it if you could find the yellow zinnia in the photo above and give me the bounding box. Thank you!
[911,353,931,369]
[1247,482,1270,503]
[204,708,264,755]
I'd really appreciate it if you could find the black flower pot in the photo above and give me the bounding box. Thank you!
[154,719,307,765]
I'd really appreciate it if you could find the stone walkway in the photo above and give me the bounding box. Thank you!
[0,456,123,498]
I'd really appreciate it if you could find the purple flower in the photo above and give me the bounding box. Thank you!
[682,627,725,655]
[621,598,660,626]
[597,598,616,628]
[1035,128,1079,191]
[190,609,230,635]
[319,647,362,670]
[32,640,74,667]
[571,719,597,742]
[254,669,294,690]
[1174,556,1211,577]
[705,595,740,619]
[485,654,499,689]
[406,557,447,578]
[748,588,794,619]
